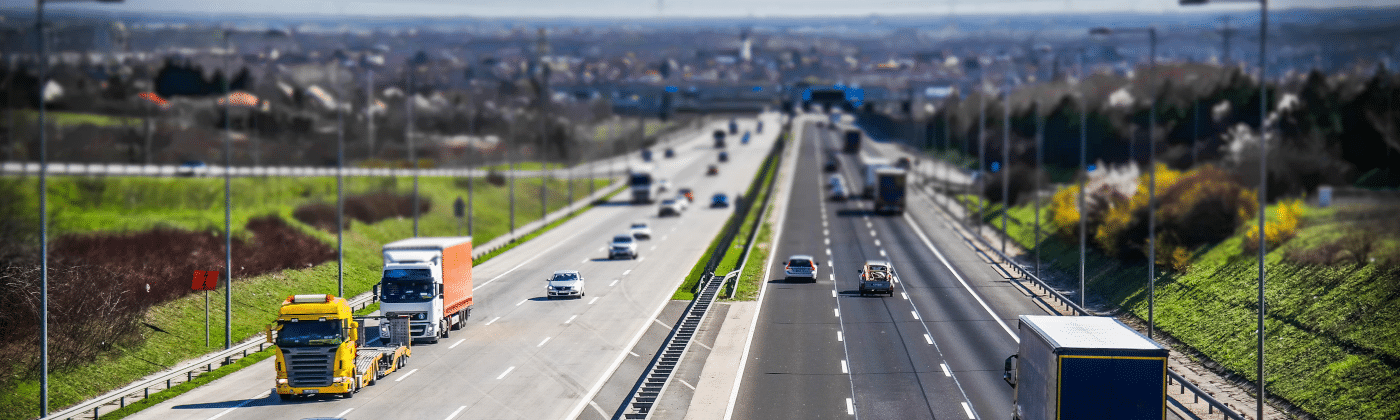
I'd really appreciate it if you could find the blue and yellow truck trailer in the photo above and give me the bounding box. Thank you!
[1002,315,1169,420]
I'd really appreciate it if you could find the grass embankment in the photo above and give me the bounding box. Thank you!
[671,138,784,301]
[16,110,142,128]
[992,200,1400,420]
[0,175,610,420]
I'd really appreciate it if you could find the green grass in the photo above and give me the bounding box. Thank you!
[990,199,1400,420]
[0,174,611,420]
[98,348,275,420]
[729,207,775,301]
[18,110,142,128]
[672,138,784,301]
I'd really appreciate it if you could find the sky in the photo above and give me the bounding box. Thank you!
[2,0,1395,18]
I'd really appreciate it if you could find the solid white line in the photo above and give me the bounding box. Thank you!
[395,368,419,382]
[834,308,840,317]
[449,338,466,349]
[962,402,975,419]
[588,297,599,305]
[609,279,619,287]
[912,310,920,320]
[941,363,952,377]
[837,331,843,341]
[485,316,501,325]
[565,315,577,324]
[336,408,354,418]
[444,405,468,420]
[516,299,527,306]
[841,359,848,373]
[623,270,632,276]
[925,334,934,345]
[566,272,678,420]
[903,212,1018,341]
[496,366,515,379]
[846,398,855,415]
[538,337,552,347]
[902,292,909,300]
[204,390,268,420]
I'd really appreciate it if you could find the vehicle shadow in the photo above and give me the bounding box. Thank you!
[173,392,288,409]
[835,208,876,218]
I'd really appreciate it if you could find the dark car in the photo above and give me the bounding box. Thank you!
[711,193,729,208]
[718,151,729,163]
[678,188,695,202]
[706,165,719,176]
[824,156,839,172]
[664,148,675,158]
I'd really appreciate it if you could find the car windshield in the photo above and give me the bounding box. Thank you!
[379,279,435,303]
[632,223,647,229]
[662,200,676,205]
[551,272,578,282]
[789,259,812,268]
[613,236,633,244]
[276,320,342,347]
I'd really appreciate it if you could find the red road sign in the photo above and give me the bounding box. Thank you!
[192,270,219,291]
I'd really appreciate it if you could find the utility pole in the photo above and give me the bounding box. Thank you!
[537,28,550,223]
[334,60,345,297]
[222,28,233,354]
[1078,51,1089,309]
[977,84,986,232]
[1001,81,1011,262]
[1219,16,1236,66]
[1034,100,1043,278]
[406,60,419,237]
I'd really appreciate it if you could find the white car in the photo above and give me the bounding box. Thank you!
[546,270,585,299]
[609,234,639,259]
[784,255,819,282]
[630,221,653,240]
[659,199,684,217]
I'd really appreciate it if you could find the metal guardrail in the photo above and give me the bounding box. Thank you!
[37,178,627,420]
[912,158,1248,420]
[38,292,374,420]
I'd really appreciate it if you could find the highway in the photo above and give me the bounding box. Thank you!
[118,114,779,420]
[732,118,1056,420]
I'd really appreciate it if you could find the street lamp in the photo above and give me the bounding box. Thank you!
[1090,25,1159,341]
[34,0,124,416]
[1178,2,1270,420]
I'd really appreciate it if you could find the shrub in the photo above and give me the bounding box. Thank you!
[1156,165,1258,248]
[1095,163,1184,259]
[1047,183,1082,238]
[1243,198,1304,254]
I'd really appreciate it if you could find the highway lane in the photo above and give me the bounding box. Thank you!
[119,114,780,420]
[734,117,1049,420]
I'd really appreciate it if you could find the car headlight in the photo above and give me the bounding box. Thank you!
[277,378,288,385]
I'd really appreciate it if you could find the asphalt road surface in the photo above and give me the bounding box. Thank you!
[119,114,779,420]
[733,119,1055,420]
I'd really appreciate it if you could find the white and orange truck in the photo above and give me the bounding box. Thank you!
[268,294,411,399]
[375,237,474,344]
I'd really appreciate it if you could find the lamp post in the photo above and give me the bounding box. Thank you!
[34,1,125,415]
[1179,2,1270,419]
[1090,25,1158,340]
[1076,50,1089,309]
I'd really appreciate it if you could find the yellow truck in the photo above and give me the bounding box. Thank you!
[268,294,411,400]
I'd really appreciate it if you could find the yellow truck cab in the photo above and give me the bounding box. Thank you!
[269,294,410,400]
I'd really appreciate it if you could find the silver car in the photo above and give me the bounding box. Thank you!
[547,270,585,299]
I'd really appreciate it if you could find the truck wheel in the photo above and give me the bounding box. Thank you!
[369,365,379,385]
[440,320,450,339]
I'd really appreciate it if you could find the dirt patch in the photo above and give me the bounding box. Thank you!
[293,192,432,231]
[0,216,334,382]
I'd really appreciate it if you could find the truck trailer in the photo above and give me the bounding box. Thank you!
[843,129,861,154]
[873,167,907,215]
[269,294,411,399]
[1002,315,1169,420]
[377,237,474,343]
[628,166,658,204]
